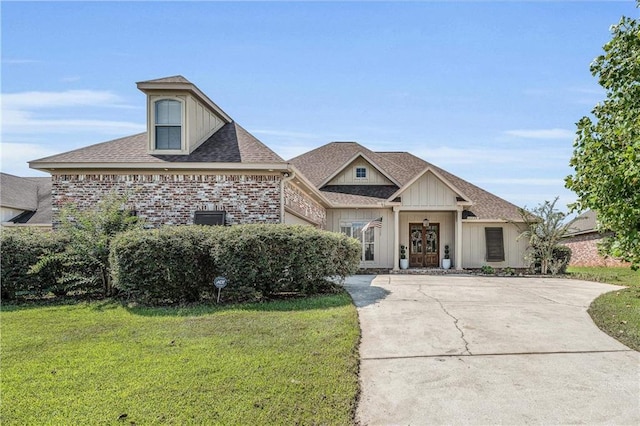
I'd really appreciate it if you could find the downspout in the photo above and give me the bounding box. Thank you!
[280,167,296,223]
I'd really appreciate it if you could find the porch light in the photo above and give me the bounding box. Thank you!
[423,218,430,227]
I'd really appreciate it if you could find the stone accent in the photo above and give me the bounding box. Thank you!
[284,182,326,227]
[51,173,282,227]
[562,232,630,267]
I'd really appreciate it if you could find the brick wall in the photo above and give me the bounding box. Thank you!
[52,173,282,227]
[562,232,630,267]
[284,182,326,227]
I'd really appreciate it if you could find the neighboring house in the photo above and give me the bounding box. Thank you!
[30,75,528,270]
[0,172,52,228]
[562,210,629,267]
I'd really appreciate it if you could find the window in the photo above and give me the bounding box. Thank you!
[194,211,226,226]
[355,167,367,179]
[155,99,182,150]
[485,227,505,262]
[340,221,375,261]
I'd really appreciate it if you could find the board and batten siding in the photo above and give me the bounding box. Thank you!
[401,171,458,208]
[461,222,528,268]
[327,158,394,185]
[185,94,225,152]
[326,208,393,268]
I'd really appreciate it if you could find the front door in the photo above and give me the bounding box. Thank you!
[409,223,440,268]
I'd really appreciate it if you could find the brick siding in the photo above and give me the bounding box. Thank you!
[284,182,326,227]
[562,232,630,267]
[51,173,282,227]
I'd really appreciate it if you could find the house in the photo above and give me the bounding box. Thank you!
[0,172,52,228]
[562,210,629,267]
[30,75,528,270]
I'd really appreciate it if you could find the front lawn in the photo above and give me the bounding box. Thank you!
[567,266,640,351]
[0,294,360,425]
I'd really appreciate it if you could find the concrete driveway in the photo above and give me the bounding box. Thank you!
[344,274,640,425]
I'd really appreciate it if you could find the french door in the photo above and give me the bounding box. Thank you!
[409,223,440,268]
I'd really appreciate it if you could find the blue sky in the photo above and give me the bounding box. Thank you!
[2,1,637,210]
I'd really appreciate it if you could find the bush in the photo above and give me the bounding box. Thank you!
[110,224,361,304]
[0,229,68,300]
[551,245,572,275]
[110,226,220,304]
[213,225,361,300]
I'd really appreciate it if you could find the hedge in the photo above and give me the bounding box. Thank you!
[110,226,220,303]
[110,224,361,304]
[0,229,68,300]
[213,225,361,299]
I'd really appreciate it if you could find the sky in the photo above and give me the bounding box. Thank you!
[2,1,638,211]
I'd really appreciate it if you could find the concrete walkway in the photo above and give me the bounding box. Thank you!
[344,274,640,425]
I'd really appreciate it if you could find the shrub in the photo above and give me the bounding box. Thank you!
[481,265,495,275]
[111,224,361,304]
[110,226,220,304]
[33,193,143,296]
[213,225,361,299]
[0,229,68,299]
[551,245,572,275]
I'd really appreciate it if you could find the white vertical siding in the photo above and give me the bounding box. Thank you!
[327,158,393,185]
[186,94,224,153]
[461,222,528,268]
[401,171,458,208]
[326,208,394,268]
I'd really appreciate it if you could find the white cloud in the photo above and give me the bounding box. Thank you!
[0,143,58,176]
[2,90,127,109]
[1,89,145,136]
[2,59,41,65]
[503,129,575,140]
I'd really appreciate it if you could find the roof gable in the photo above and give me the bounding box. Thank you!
[323,153,398,187]
[391,167,471,208]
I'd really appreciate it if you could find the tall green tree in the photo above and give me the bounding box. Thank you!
[566,6,640,268]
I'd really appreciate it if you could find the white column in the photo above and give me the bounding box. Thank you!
[455,207,463,270]
[393,206,400,271]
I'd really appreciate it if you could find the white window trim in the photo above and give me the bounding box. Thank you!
[149,95,187,155]
[355,167,368,180]
[340,220,375,263]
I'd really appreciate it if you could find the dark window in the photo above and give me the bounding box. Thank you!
[194,211,226,226]
[155,99,182,150]
[355,167,367,179]
[485,227,505,262]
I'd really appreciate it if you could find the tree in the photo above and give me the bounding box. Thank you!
[32,193,143,296]
[515,198,578,275]
[565,6,640,269]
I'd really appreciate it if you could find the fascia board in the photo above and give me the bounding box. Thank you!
[137,82,232,123]
[29,162,291,172]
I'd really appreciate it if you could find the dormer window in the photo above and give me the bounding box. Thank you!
[356,167,367,179]
[154,99,182,150]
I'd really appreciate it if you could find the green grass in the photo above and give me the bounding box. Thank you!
[0,294,360,425]
[567,266,640,351]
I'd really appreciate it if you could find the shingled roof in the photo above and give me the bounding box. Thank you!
[0,173,52,225]
[289,142,523,221]
[30,122,284,167]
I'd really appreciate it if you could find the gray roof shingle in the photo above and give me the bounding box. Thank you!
[30,122,284,166]
[0,173,52,224]
[290,142,524,221]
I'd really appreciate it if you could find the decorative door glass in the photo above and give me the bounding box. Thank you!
[410,224,423,255]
